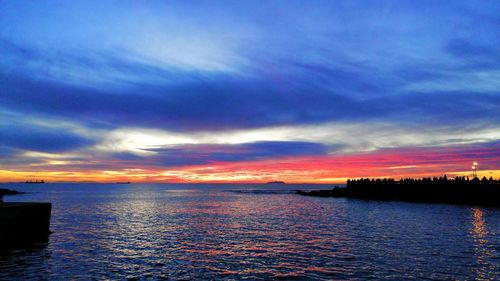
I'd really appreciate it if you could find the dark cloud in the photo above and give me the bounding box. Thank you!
[445,38,500,70]
[0,70,336,130]
[446,39,499,60]
[0,146,16,158]
[135,141,330,167]
[2,67,498,134]
[0,122,95,153]
[288,61,390,95]
[0,39,195,89]
[0,1,499,152]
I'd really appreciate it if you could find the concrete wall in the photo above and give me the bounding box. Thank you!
[0,203,52,245]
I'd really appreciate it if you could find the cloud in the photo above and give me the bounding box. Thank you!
[445,38,500,68]
[0,39,197,89]
[94,120,500,156]
[2,64,499,133]
[0,117,96,153]
[134,141,330,167]
[0,0,499,180]
[1,1,499,132]
[0,146,16,158]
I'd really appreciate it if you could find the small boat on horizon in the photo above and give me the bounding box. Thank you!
[116,181,131,184]
[25,180,45,184]
[267,181,286,184]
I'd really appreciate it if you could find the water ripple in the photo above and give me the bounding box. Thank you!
[0,184,499,280]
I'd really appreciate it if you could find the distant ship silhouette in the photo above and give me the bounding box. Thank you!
[25,180,45,184]
[116,181,131,184]
[267,181,286,184]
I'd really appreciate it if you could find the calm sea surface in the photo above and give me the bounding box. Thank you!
[1,183,499,280]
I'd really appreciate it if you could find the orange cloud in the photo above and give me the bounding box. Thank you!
[1,143,498,183]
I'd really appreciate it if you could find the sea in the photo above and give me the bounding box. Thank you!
[0,183,499,280]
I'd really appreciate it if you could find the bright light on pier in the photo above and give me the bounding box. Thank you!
[472,162,478,178]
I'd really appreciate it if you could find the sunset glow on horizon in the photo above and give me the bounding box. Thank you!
[1,142,498,183]
[1,1,499,183]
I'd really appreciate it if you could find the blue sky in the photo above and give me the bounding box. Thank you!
[0,1,499,182]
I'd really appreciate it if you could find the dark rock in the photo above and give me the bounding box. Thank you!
[0,188,25,196]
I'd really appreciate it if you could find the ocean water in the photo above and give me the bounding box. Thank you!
[0,183,499,280]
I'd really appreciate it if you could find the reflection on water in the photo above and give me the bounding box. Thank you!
[470,208,498,280]
[0,183,499,280]
[472,208,488,239]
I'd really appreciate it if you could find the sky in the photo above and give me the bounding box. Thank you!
[0,0,499,183]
